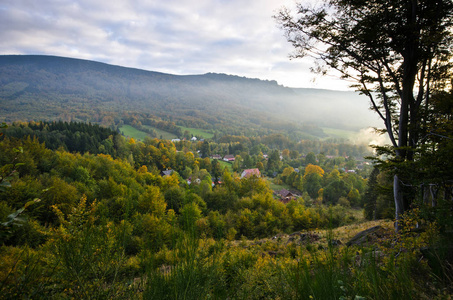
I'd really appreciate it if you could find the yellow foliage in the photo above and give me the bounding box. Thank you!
[138,165,148,173]
[97,153,114,161]
[162,173,180,190]
[304,164,325,178]
[282,167,295,177]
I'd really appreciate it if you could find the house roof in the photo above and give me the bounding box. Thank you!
[161,170,174,176]
[241,168,260,178]
[279,189,293,198]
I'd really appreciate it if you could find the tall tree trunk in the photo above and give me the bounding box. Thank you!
[394,174,404,231]
[394,0,419,230]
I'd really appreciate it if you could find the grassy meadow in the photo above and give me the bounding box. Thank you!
[178,126,215,139]
[322,127,358,140]
[142,125,178,140]
[216,159,233,173]
[119,125,150,141]
[119,125,178,141]
[267,178,293,192]
[120,124,215,141]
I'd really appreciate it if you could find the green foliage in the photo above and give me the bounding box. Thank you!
[2,121,120,156]
[1,122,451,298]
[0,199,41,244]
[50,196,129,299]
[119,124,150,141]
[177,126,214,139]
[142,237,225,300]
[0,245,52,298]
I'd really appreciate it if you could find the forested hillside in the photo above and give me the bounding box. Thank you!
[0,55,378,139]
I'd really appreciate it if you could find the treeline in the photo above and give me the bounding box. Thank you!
[0,123,446,299]
[211,134,371,157]
[0,121,398,224]
[0,122,368,239]
[0,133,360,250]
[1,121,121,156]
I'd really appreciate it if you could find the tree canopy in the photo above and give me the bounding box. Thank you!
[276,0,453,226]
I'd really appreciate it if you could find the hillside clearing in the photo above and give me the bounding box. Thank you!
[142,125,178,140]
[119,125,149,141]
[178,126,214,139]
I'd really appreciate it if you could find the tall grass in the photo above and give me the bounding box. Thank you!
[2,213,448,299]
[142,234,226,299]
[140,222,442,300]
[274,233,430,300]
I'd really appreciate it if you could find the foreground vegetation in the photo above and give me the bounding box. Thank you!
[2,209,451,299]
[0,121,452,299]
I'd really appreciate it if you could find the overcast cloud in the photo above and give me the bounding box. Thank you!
[0,0,352,90]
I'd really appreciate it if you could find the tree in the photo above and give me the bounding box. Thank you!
[164,186,185,213]
[323,179,349,205]
[200,140,211,158]
[232,155,243,172]
[276,0,453,227]
[255,161,264,172]
[282,149,290,160]
[211,159,222,183]
[304,152,316,165]
[364,167,380,220]
[304,172,323,200]
[304,164,324,178]
[180,202,202,232]
[289,150,299,160]
[267,150,281,172]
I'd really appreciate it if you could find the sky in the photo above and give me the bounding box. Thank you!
[0,0,353,90]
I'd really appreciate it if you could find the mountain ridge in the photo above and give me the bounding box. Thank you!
[0,55,380,136]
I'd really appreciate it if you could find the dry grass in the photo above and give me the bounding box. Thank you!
[230,219,394,251]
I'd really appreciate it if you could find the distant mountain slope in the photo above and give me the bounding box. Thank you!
[0,55,380,133]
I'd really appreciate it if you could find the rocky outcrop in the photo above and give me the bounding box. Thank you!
[346,225,383,247]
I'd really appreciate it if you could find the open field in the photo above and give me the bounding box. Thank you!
[119,125,178,141]
[322,127,358,140]
[216,159,233,173]
[119,125,149,141]
[267,178,294,192]
[142,125,178,140]
[178,126,214,139]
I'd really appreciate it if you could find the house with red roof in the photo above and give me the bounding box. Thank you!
[240,168,260,179]
[223,155,235,162]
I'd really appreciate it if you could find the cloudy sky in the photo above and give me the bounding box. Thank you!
[0,0,352,90]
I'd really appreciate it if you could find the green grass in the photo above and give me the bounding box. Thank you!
[178,126,214,139]
[322,127,358,140]
[142,125,178,140]
[267,178,293,191]
[216,160,233,173]
[119,125,149,141]
[119,125,178,141]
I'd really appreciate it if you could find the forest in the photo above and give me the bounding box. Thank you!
[0,119,450,299]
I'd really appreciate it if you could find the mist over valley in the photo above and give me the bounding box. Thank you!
[0,55,382,143]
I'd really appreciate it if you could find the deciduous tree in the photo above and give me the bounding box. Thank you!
[276,0,453,227]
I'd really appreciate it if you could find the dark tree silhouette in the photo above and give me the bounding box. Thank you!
[276,0,453,228]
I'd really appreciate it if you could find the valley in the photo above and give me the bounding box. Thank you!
[0,55,451,299]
